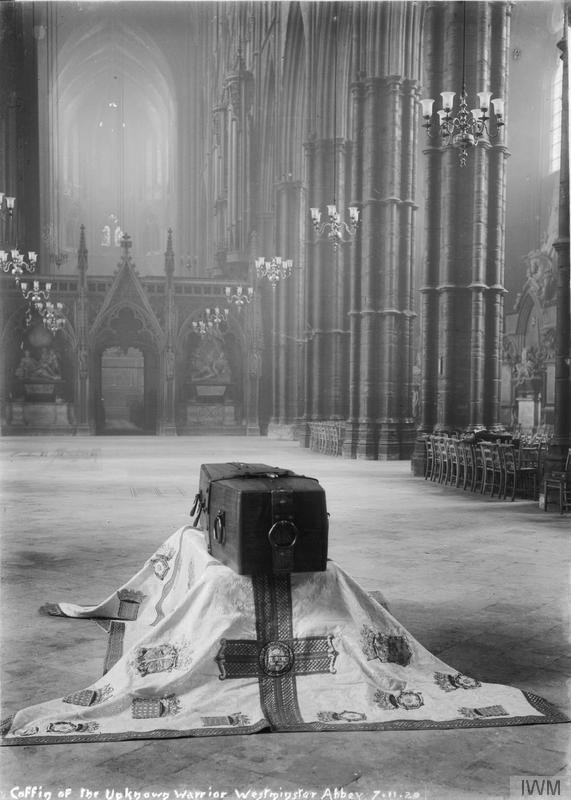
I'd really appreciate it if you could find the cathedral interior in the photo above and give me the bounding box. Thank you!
[0,0,570,797]
[1,0,569,459]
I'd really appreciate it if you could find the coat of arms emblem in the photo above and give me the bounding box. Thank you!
[135,644,179,677]
[361,625,412,666]
[258,641,294,676]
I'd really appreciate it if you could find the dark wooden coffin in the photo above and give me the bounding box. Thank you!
[191,462,328,575]
[191,462,294,532]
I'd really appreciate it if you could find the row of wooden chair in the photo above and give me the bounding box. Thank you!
[424,436,539,501]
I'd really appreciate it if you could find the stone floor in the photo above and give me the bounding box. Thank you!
[0,436,569,800]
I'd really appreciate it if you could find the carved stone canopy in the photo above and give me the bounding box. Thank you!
[98,305,156,353]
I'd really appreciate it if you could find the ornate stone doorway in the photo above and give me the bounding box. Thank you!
[99,347,143,433]
[92,305,160,435]
[96,345,158,435]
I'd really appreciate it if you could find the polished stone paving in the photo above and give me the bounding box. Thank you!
[0,436,569,800]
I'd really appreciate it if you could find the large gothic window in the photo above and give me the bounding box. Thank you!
[46,16,176,274]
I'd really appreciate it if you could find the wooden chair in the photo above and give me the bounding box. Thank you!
[446,439,460,486]
[471,443,484,492]
[461,441,475,490]
[424,437,434,480]
[480,444,501,496]
[543,448,571,514]
[429,437,440,482]
[456,440,468,489]
[480,444,493,495]
[517,447,539,499]
[501,445,517,501]
[434,437,447,484]
[490,443,503,498]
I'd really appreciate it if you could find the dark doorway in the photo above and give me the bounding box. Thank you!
[97,346,156,434]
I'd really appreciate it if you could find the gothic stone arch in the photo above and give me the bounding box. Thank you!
[90,302,163,434]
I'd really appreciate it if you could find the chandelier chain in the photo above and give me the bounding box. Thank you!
[309,9,359,249]
[419,4,505,167]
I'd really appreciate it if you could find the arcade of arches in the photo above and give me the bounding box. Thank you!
[1,1,569,469]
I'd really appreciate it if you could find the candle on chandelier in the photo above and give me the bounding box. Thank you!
[476,91,492,111]
[440,92,456,111]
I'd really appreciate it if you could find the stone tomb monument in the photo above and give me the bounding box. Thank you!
[180,333,242,434]
[4,325,74,434]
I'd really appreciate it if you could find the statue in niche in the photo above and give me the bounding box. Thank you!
[33,347,61,380]
[513,346,546,392]
[189,336,232,384]
[523,250,557,305]
[114,223,124,248]
[542,327,556,358]
[15,347,63,405]
[15,350,38,380]
[101,214,123,248]
[513,357,534,388]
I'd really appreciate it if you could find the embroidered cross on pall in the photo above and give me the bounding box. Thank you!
[215,574,338,728]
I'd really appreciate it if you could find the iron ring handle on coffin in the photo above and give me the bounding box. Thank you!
[213,510,226,544]
[190,492,203,527]
[267,519,299,549]
[268,519,299,573]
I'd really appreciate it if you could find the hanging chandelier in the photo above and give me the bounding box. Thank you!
[0,192,64,331]
[420,5,504,167]
[255,257,292,290]
[225,285,253,310]
[43,300,66,333]
[310,13,360,249]
[19,279,59,328]
[191,319,210,337]
[310,205,360,249]
[192,306,229,337]
[1,249,38,283]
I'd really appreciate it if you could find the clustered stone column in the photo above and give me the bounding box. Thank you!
[417,1,511,438]
[304,137,352,426]
[545,15,571,474]
[341,2,423,459]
